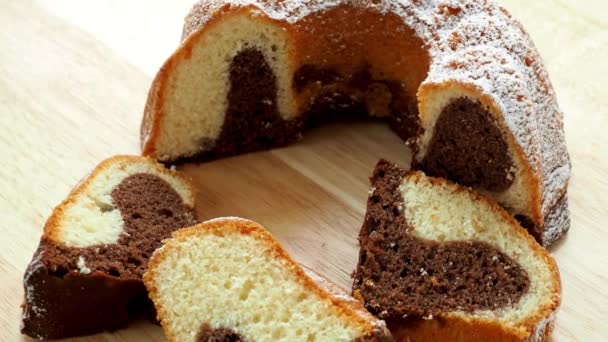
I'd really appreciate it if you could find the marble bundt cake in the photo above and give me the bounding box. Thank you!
[21,156,198,339]
[140,0,570,246]
[352,160,560,341]
[143,217,393,341]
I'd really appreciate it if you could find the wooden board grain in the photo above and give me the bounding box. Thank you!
[1,0,607,340]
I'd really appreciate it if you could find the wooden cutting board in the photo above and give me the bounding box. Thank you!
[1,0,606,340]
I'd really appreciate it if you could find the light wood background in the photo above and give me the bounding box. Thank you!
[1,0,606,341]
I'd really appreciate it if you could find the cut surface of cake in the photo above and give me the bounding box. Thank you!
[21,155,198,339]
[352,160,560,342]
[143,217,393,342]
[140,0,570,246]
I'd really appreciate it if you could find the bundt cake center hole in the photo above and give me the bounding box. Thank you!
[292,63,420,143]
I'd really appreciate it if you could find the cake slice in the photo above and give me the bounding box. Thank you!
[21,155,198,339]
[143,217,393,342]
[352,160,560,341]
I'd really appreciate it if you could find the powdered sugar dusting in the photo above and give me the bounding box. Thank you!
[182,0,569,218]
[540,191,570,246]
[77,256,92,274]
[530,311,556,342]
[23,252,49,326]
[25,285,47,316]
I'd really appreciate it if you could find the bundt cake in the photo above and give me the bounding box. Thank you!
[352,160,560,341]
[140,0,570,246]
[21,156,198,339]
[143,217,393,341]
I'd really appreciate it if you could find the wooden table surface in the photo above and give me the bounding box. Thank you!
[1,0,607,340]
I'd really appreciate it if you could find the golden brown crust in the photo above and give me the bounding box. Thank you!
[386,312,554,342]
[144,217,392,342]
[140,71,163,155]
[301,266,393,340]
[381,171,561,342]
[139,40,174,156]
[43,155,196,244]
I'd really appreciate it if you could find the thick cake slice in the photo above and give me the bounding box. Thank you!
[21,156,198,339]
[352,160,560,342]
[143,217,393,342]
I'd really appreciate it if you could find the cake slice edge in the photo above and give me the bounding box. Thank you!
[144,217,393,342]
[352,159,561,342]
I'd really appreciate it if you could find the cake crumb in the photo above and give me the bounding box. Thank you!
[77,256,91,274]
